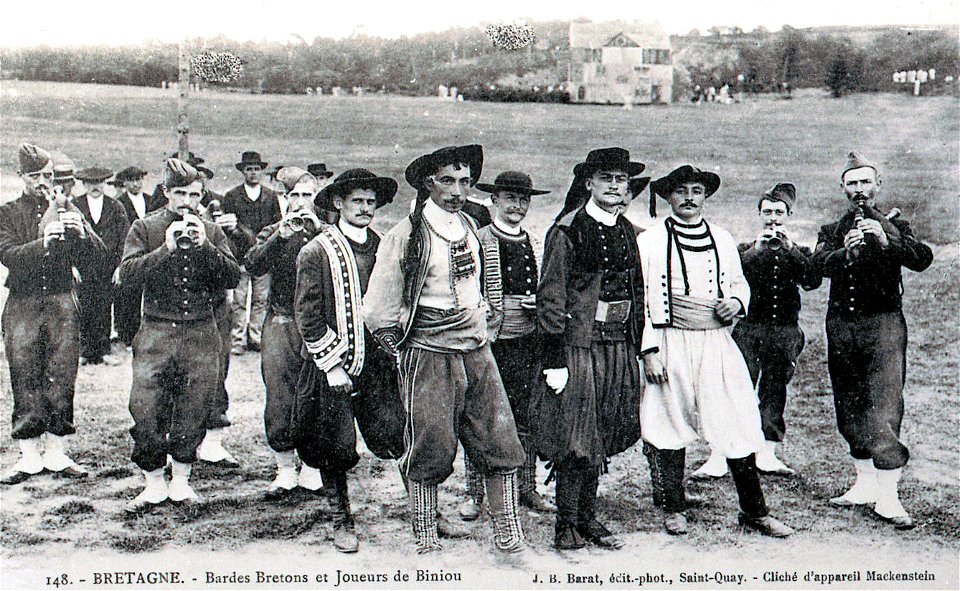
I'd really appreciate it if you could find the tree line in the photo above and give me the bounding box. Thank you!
[1,22,955,99]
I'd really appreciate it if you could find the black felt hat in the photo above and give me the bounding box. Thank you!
[648,165,721,217]
[475,171,550,196]
[315,168,398,211]
[115,166,148,183]
[572,148,645,179]
[404,145,483,190]
[307,163,335,179]
[75,166,114,183]
[235,151,268,171]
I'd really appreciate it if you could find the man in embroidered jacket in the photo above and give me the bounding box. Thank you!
[458,171,554,521]
[638,165,793,538]
[119,159,240,511]
[363,145,527,555]
[813,151,932,530]
[294,168,405,553]
[534,148,646,550]
[0,144,105,485]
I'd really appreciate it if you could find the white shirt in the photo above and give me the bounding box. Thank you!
[585,197,619,226]
[243,183,262,202]
[128,192,147,220]
[338,218,368,244]
[86,195,104,225]
[423,198,467,241]
[492,217,522,236]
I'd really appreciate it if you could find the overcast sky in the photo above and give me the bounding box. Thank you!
[5,0,958,47]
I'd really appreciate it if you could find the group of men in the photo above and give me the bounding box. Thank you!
[0,141,933,556]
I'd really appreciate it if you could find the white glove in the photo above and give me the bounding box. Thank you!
[543,368,569,394]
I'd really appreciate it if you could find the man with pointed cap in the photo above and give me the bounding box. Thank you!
[693,183,822,479]
[222,150,280,354]
[533,148,646,550]
[812,151,932,529]
[119,158,241,511]
[0,144,106,484]
[73,166,129,365]
[293,167,407,553]
[364,145,527,555]
[458,171,554,521]
[245,167,325,496]
[637,165,793,538]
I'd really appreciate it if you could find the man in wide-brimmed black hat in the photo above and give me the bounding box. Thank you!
[812,151,932,530]
[637,164,793,538]
[222,150,280,355]
[119,158,241,511]
[534,148,646,550]
[0,144,106,485]
[364,145,528,555]
[73,166,128,366]
[458,171,554,521]
[292,168,407,553]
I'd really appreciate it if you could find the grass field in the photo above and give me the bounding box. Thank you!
[1,81,958,588]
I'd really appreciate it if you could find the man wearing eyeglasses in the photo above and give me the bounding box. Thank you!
[535,148,646,550]
[364,145,527,555]
[119,158,240,511]
[222,151,280,355]
[0,144,105,485]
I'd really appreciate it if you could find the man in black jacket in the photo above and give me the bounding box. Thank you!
[222,151,280,354]
[120,158,241,511]
[813,151,933,530]
[74,166,129,365]
[0,144,105,484]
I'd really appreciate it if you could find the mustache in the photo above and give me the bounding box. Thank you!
[680,201,698,207]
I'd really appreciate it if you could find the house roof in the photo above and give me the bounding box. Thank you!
[569,20,671,49]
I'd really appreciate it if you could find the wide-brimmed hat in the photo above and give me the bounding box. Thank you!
[235,151,268,171]
[315,168,398,211]
[307,163,334,179]
[75,167,114,183]
[114,166,148,184]
[573,148,645,179]
[760,182,797,212]
[265,163,284,180]
[475,171,550,196]
[649,165,721,217]
[404,145,483,190]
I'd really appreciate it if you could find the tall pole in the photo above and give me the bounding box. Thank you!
[177,39,190,159]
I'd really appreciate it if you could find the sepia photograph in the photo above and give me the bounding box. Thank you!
[1,1,957,589]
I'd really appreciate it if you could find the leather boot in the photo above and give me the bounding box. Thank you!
[518,436,554,513]
[330,471,360,553]
[729,454,793,537]
[658,446,689,535]
[576,466,622,549]
[410,480,442,554]
[485,470,526,553]
[553,467,585,550]
[458,456,484,521]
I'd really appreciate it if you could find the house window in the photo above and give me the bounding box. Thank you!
[597,64,606,76]
[642,49,670,65]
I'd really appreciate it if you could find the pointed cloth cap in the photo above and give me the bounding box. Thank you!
[760,182,797,212]
[163,158,200,189]
[18,143,52,174]
[404,144,483,190]
[841,150,878,180]
[275,166,314,192]
[50,151,76,180]
[315,168,398,211]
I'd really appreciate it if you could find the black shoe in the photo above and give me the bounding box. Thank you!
[738,512,794,537]
[554,520,586,550]
[520,490,556,513]
[577,518,623,549]
[665,512,689,535]
[1,469,36,485]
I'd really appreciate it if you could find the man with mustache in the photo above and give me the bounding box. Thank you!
[694,183,822,478]
[364,145,527,555]
[812,151,932,529]
[245,167,326,496]
[638,165,793,538]
[74,166,129,366]
[0,144,105,485]
[458,171,554,521]
[119,158,240,511]
[294,168,406,553]
[535,148,646,550]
